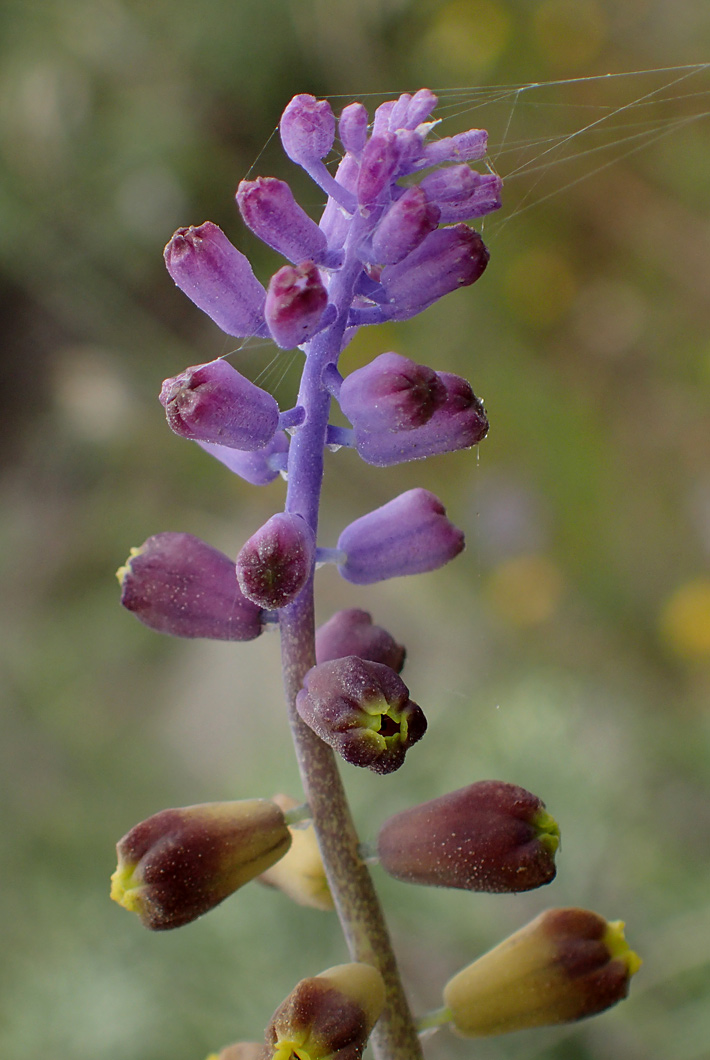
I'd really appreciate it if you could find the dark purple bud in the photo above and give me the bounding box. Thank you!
[280,94,335,166]
[357,133,400,208]
[337,488,464,584]
[315,609,406,672]
[110,800,291,930]
[296,657,427,774]
[164,222,266,337]
[380,224,489,321]
[423,128,488,165]
[339,352,446,432]
[236,512,315,609]
[264,261,329,349]
[236,177,331,266]
[262,964,385,1060]
[198,432,288,486]
[377,780,560,893]
[159,359,279,450]
[371,187,441,266]
[353,372,489,467]
[118,532,263,641]
[339,102,368,153]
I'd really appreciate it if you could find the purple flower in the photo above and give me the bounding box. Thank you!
[197,432,288,486]
[118,532,263,641]
[236,512,315,609]
[315,609,406,672]
[296,657,427,774]
[236,177,336,267]
[280,94,336,167]
[160,359,279,450]
[338,352,446,433]
[352,372,489,467]
[371,186,441,266]
[379,224,489,321]
[164,223,266,337]
[337,488,464,584]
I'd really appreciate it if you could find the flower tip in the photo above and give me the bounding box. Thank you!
[605,920,642,977]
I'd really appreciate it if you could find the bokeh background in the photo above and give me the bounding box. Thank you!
[2,1,709,1059]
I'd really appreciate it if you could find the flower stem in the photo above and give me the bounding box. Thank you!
[278,295,424,1059]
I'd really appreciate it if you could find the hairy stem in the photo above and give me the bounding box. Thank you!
[277,273,424,1057]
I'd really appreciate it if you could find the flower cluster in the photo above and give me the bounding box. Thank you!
[112,89,639,1057]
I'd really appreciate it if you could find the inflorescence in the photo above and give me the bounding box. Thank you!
[113,89,639,1060]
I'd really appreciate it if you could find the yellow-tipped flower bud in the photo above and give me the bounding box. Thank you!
[443,908,641,1037]
[262,962,385,1060]
[258,795,334,911]
[111,800,291,930]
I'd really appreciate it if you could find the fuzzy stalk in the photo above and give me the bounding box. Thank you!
[278,235,424,1060]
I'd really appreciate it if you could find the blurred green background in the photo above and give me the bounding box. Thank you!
[2,1,709,1058]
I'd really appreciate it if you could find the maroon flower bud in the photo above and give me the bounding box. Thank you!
[339,352,447,433]
[262,963,385,1060]
[377,780,559,893]
[443,908,642,1037]
[315,609,406,672]
[159,359,279,450]
[264,261,329,349]
[337,488,464,585]
[118,532,263,641]
[296,657,426,774]
[236,512,315,609]
[164,222,266,337]
[237,177,330,265]
[110,800,291,930]
[371,187,441,266]
[353,373,488,467]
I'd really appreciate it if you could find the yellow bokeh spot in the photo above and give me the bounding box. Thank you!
[418,0,511,81]
[486,554,565,627]
[659,578,710,660]
[532,0,607,71]
[504,247,577,327]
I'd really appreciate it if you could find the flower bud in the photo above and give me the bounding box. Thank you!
[357,133,400,207]
[264,261,328,350]
[337,488,464,585]
[443,908,641,1037]
[371,187,441,266]
[377,780,559,893]
[237,512,315,609]
[111,800,291,930]
[258,795,334,911]
[118,532,263,641]
[353,373,488,467]
[280,94,335,167]
[262,963,385,1060]
[380,224,489,321]
[339,352,446,433]
[159,359,279,450]
[423,129,488,165]
[164,223,266,337]
[198,432,288,486]
[296,657,426,774]
[237,177,330,265]
[207,1043,262,1060]
[316,609,406,672]
[338,102,368,154]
